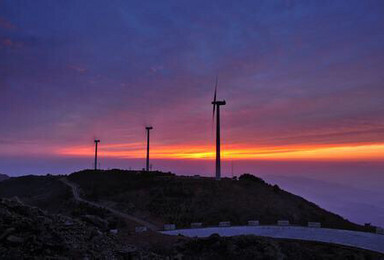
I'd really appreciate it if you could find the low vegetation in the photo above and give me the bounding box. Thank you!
[0,175,123,230]
[0,175,72,214]
[68,169,371,232]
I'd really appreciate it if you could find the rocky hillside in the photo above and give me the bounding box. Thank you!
[0,198,136,259]
[1,198,382,259]
[0,175,72,214]
[0,175,137,232]
[0,174,9,182]
[69,170,371,232]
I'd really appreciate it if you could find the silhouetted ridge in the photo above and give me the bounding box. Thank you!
[68,169,369,232]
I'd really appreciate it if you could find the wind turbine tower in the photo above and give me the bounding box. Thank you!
[94,139,100,170]
[212,77,226,180]
[145,126,153,171]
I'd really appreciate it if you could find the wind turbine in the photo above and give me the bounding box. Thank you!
[212,77,226,180]
[94,139,100,170]
[145,126,153,171]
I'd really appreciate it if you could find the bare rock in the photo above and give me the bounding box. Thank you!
[6,235,24,244]
[82,215,109,230]
[0,227,15,240]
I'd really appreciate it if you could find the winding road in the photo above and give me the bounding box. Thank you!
[60,177,159,231]
[60,177,383,254]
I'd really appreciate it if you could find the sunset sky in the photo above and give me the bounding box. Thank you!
[1,0,384,175]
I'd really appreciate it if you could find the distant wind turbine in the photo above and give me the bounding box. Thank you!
[94,139,100,170]
[145,126,153,171]
[211,77,226,180]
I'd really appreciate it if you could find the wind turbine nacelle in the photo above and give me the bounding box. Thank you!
[212,100,226,106]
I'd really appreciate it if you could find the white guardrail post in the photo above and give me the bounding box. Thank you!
[164,224,176,231]
[219,221,231,227]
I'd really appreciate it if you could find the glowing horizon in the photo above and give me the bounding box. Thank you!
[58,142,384,161]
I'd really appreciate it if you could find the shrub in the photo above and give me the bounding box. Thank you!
[238,174,265,184]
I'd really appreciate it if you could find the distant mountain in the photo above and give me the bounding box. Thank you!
[68,170,371,232]
[0,174,9,182]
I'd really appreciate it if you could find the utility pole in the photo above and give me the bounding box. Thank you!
[145,127,153,171]
[94,139,100,170]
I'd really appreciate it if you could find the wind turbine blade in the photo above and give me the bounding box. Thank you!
[214,76,217,101]
[212,76,218,121]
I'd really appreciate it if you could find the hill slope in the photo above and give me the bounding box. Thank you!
[0,175,73,214]
[68,170,370,232]
[0,198,141,258]
[0,173,9,182]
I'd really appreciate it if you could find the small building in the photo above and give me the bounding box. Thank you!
[277,220,290,226]
[190,222,203,228]
[219,221,231,227]
[248,220,260,226]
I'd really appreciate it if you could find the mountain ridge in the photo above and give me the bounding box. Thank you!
[67,169,373,232]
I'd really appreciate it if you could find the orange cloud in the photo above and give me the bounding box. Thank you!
[58,142,384,161]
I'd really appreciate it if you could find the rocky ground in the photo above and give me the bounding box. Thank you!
[1,173,383,259]
[0,198,139,259]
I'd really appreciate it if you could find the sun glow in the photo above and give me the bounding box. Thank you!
[58,142,384,161]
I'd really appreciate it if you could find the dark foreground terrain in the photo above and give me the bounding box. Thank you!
[0,170,383,259]
[1,198,383,259]
[0,198,134,258]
